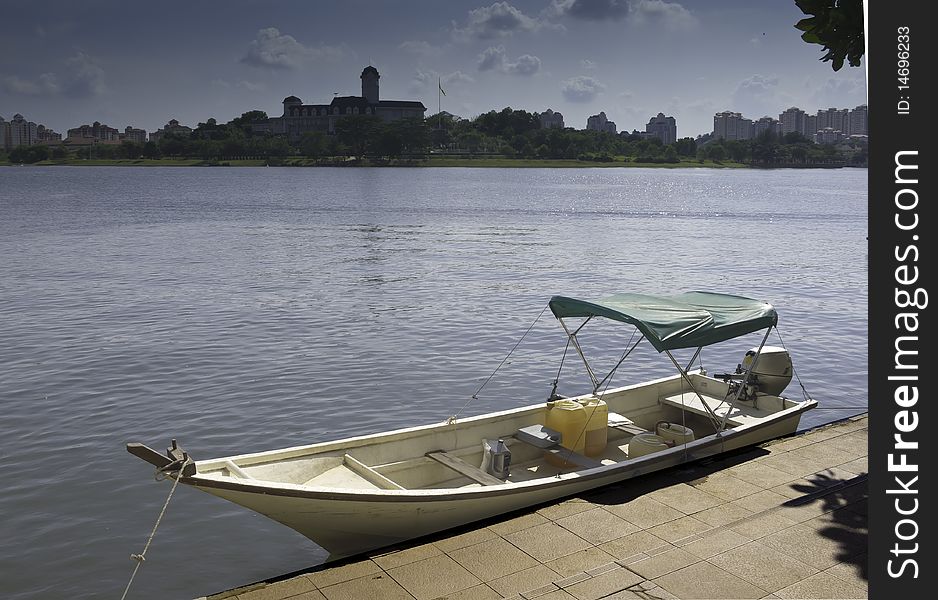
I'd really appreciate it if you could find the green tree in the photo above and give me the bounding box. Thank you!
[335,115,383,159]
[794,0,864,71]
[299,131,328,159]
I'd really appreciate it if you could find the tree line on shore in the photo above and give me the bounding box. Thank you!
[3,107,865,167]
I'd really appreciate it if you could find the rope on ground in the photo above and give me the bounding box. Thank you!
[120,459,190,600]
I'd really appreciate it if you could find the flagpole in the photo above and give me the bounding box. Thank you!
[438,77,442,134]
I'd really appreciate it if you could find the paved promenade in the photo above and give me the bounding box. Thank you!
[204,414,868,600]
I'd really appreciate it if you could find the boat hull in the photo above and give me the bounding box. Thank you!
[185,402,811,558]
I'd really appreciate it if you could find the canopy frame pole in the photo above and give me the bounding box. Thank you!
[719,326,773,431]
[664,349,722,431]
[684,346,703,371]
[593,334,646,394]
[558,317,600,390]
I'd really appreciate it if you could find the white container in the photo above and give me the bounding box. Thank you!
[655,422,695,445]
[480,438,511,480]
[743,346,793,395]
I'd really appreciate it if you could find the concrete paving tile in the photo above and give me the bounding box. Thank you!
[372,542,443,570]
[789,445,857,470]
[646,515,712,544]
[647,482,724,514]
[761,435,814,453]
[433,583,502,599]
[727,511,800,540]
[838,457,868,476]
[537,498,597,520]
[306,560,382,590]
[761,523,863,571]
[822,431,869,455]
[563,566,644,600]
[680,528,752,559]
[505,522,593,563]
[433,527,499,553]
[654,561,765,599]
[805,424,861,442]
[602,495,686,529]
[487,565,563,598]
[448,536,539,582]
[824,555,868,588]
[488,512,551,536]
[692,502,755,527]
[624,547,699,580]
[598,530,672,561]
[237,577,320,600]
[386,554,481,600]
[522,589,576,600]
[555,507,638,544]
[622,580,679,599]
[687,471,766,502]
[319,573,413,600]
[544,547,618,578]
[725,461,799,489]
[757,453,826,478]
[774,571,868,599]
[729,489,790,513]
[708,541,819,593]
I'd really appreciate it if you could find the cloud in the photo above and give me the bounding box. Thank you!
[477,46,542,75]
[580,59,598,70]
[237,80,266,92]
[453,2,542,40]
[398,40,437,55]
[551,0,629,21]
[2,52,105,97]
[561,75,605,102]
[730,74,798,117]
[629,0,698,30]
[241,27,343,69]
[410,69,475,94]
[550,0,696,29]
[2,73,59,95]
[809,75,867,108]
[63,52,106,96]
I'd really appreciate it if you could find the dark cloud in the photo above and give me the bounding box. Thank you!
[550,0,697,29]
[453,2,541,40]
[2,52,105,98]
[241,27,342,69]
[477,46,541,76]
[554,0,629,21]
[561,76,605,102]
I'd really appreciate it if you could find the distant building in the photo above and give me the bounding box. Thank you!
[817,107,849,134]
[255,66,426,140]
[779,107,806,137]
[66,121,121,145]
[121,126,148,144]
[753,116,779,138]
[848,104,868,136]
[804,114,818,138]
[713,111,747,141]
[645,112,676,145]
[815,127,843,144]
[539,108,564,129]
[627,129,656,139]
[0,116,8,151]
[149,119,192,142]
[586,111,616,134]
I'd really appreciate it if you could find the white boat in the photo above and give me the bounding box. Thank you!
[129,291,816,559]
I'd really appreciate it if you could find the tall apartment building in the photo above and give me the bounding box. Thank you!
[779,107,807,137]
[539,109,564,129]
[149,119,192,142]
[645,112,677,145]
[0,116,7,151]
[67,121,121,143]
[848,104,868,136]
[804,115,818,138]
[817,107,849,133]
[121,126,148,143]
[586,111,616,134]
[753,116,780,137]
[713,111,753,141]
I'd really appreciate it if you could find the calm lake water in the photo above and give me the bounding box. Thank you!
[0,166,867,600]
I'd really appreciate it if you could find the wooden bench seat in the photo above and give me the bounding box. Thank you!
[426,450,505,486]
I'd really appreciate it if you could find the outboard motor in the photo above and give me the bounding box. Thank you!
[742,346,793,396]
[717,346,793,399]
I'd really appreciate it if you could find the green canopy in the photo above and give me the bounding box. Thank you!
[548,291,778,352]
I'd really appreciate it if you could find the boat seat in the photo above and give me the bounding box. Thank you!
[606,411,649,436]
[510,435,603,470]
[659,392,774,426]
[425,451,505,486]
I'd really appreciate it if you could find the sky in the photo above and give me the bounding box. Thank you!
[0,0,868,139]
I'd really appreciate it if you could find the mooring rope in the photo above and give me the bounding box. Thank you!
[120,459,189,600]
[773,327,812,402]
[449,303,550,422]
